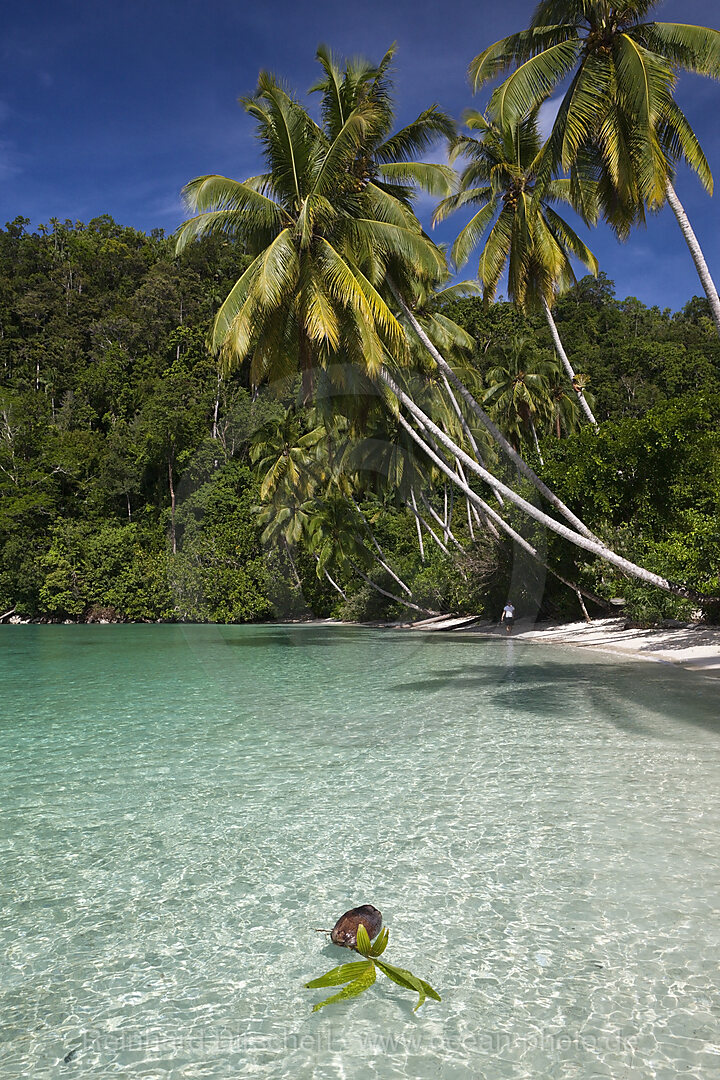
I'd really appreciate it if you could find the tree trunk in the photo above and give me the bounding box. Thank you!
[314,554,347,600]
[530,418,544,465]
[576,590,591,623]
[168,455,177,555]
[126,493,132,522]
[419,422,498,540]
[407,498,453,558]
[299,333,314,405]
[284,541,303,590]
[349,560,440,616]
[394,410,615,613]
[212,373,221,470]
[212,374,221,439]
[420,491,465,552]
[666,180,720,337]
[348,496,412,595]
[410,487,425,562]
[389,284,598,541]
[324,568,346,600]
[454,459,492,535]
[541,297,598,430]
[440,373,504,507]
[382,368,711,602]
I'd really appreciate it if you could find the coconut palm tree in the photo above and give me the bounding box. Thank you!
[469,0,720,333]
[177,50,604,545]
[249,410,326,502]
[306,493,439,615]
[175,72,443,402]
[433,109,599,426]
[548,378,582,438]
[311,43,456,206]
[483,336,558,461]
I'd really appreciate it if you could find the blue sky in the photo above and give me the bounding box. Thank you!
[1,0,718,311]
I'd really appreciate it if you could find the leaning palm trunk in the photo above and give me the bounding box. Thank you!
[541,298,599,430]
[529,418,544,465]
[406,498,453,557]
[440,373,505,507]
[283,540,303,590]
[389,284,599,541]
[395,411,611,612]
[381,368,710,602]
[665,180,720,337]
[420,491,465,552]
[454,458,499,539]
[348,496,412,596]
[410,487,425,562]
[348,560,439,616]
[466,494,475,540]
[314,554,347,600]
[416,415,500,541]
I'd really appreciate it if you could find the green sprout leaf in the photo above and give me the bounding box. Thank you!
[375,960,441,1011]
[305,961,373,989]
[310,961,376,1012]
[369,926,389,957]
[355,924,372,955]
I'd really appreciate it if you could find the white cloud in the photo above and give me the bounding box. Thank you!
[537,95,562,141]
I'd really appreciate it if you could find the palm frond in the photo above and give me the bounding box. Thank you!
[426,311,477,351]
[432,188,492,226]
[477,208,514,303]
[451,201,498,269]
[430,280,484,304]
[379,162,456,196]
[311,102,376,198]
[657,96,713,193]
[637,22,720,78]
[211,254,265,353]
[486,40,582,129]
[375,107,455,163]
[311,44,347,133]
[543,206,598,275]
[469,25,578,89]
[250,228,299,309]
[317,239,406,360]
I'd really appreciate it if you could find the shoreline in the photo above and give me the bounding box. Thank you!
[4,614,720,683]
[403,615,720,682]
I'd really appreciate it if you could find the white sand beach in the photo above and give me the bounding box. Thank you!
[407,615,720,682]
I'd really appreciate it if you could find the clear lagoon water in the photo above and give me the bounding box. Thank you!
[1,624,719,1080]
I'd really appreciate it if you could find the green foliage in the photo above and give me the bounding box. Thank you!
[1,196,719,624]
[306,924,440,1013]
[38,521,173,621]
[542,392,720,617]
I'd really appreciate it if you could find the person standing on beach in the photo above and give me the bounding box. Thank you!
[501,603,515,634]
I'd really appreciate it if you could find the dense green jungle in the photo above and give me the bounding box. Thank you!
[1,214,718,625]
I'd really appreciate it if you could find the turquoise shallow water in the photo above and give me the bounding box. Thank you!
[1,624,719,1080]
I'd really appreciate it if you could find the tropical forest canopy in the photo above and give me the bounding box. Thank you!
[2,2,720,625]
